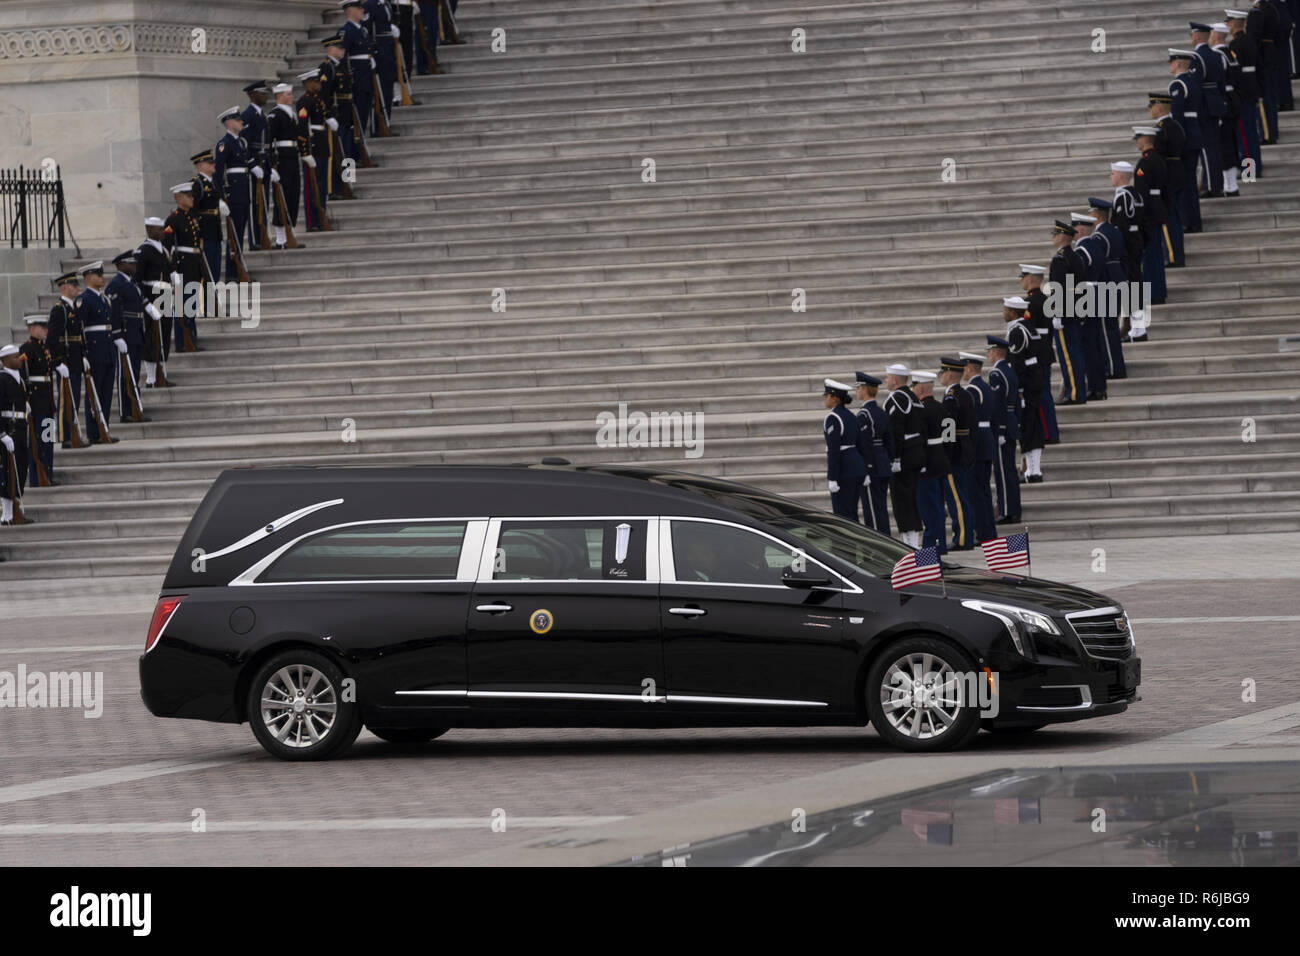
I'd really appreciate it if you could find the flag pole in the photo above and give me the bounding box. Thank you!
[1023,524,1031,578]
[939,549,947,598]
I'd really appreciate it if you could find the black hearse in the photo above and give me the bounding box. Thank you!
[140,465,1140,760]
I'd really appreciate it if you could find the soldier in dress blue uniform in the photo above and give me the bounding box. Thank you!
[47,270,81,447]
[189,150,224,285]
[365,0,398,130]
[164,182,204,350]
[0,344,28,525]
[959,352,998,543]
[1087,197,1129,379]
[911,371,949,554]
[938,358,975,551]
[1187,28,1227,199]
[1068,214,1110,402]
[215,107,258,278]
[105,251,152,423]
[137,216,174,377]
[1211,23,1244,197]
[1048,220,1088,405]
[319,35,353,186]
[1133,127,1170,317]
[1149,91,1189,263]
[267,82,305,248]
[413,1,443,75]
[343,1,377,139]
[883,363,925,548]
[853,371,893,534]
[74,261,121,443]
[1002,296,1046,478]
[1226,12,1265,176]
[1109,161,1148,340]
[1018,265,1058,443]
[1248,0,1282,143]
[240,82,271,249]
[19,315,58,485]
[1169,50,1206,233]
[296,70,333,230]
[821,379,867,520]
[986,335,1021,524]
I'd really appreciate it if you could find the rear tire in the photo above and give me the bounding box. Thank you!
[867,636,983,752]
[246,649,362,761]
[367,726,450,744]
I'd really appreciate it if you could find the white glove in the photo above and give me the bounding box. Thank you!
[252,166,264,180]
[891,461,901,474]
[392,25,400,37]
[998,435,1006,446]
[863,476,871,487]
[271,168,281,183]
[1052,315,1063,330]
[56,363,70,379]
[828,481,840,494]
[370,56,377,68]
[170,272,183,292]
[219,200,230,217]
[0,435,13,454]
[114,339,128,354]
[145,303,162,322]
[304,156,317,169]
[326,117,339,132]
[82,357,90,372]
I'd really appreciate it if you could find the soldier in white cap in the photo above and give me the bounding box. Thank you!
[0,344,29,524]
[821,379,867,520]
[1018,264,1058,443]
[267,82,304,247]
[882,363,925,547]
[959,352,998,542]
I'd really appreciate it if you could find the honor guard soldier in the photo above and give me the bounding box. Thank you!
[164,182,204,351]
[1002,296,1046,478]
[20,315,58,485]
[190,149,224,285]
[1211,22,1244,196]
[986,335,1021,523]
[959,352,998,543]
[413,1,444,76]
[1048,219,1088,404]
[1133,127,1170,311]
[1169,50,1206,232]
[938,358,975,551]
[1226,11,1265,174]
[1086,198,1129,378]
[319,34,353,187]
[1190,24,1229,197]
[215,107,258,278]
[267,82,305,247]
[296,70,332,229]
[47,270,81,447]
[137,216,174,374]
[240,82,271,248]
[342,1,377,141]
[1018,264,1058,442]
[1148,91,1188,263]
[105,251,151,422]
[394,0,416,84]
[1268,0,1295,112]
[853,371,893,534]
[911,371,949,554]
[0,344,28,524]
[74,261,120,443]
[1109,161,1148,339]
[1068,213,1110,402]
[1248,0,1282,144]
[365,0,399,126]
[822,379,867,520]
[883,363,925,548]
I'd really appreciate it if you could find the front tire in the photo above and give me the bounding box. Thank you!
[367,726,450,744]
[247,650,362,761]
[867,636,983,752]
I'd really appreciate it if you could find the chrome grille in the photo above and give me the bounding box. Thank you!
[1066,607,1134,659]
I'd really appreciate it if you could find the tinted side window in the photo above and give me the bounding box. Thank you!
[258,522,467,582]
[671,521,799,586]
[494,520,647,581]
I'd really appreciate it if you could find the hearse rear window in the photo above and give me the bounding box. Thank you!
[258,522,467,582]
[494,520,647,581]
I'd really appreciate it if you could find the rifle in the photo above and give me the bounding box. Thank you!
[271,180,300,249]
[350,101,375,168]
[414,4,439,70]
[58,375,88,448]
[330,129,355,199]
[119,350,146,422]
[305,162,333,232]
[254,177,272,250]
[3,444,26,524]
[225,215,251,282]
[394,37,417,106]
[83,366,115,444]
[371,72,393,137]
[173,270,200,352]
[439,0,463,44]
[27,417,51,487]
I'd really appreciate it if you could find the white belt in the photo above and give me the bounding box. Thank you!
[1243,66,1256,73]
[903,432,921,440]
[978,422,991,428]
[227,166,247,173]
[349,54,370,60]
[309,124,324,131]
[28,376,48,383]
[0,411,26,419]
[1024,357,1038,365]
[273,140,297,148]
[839,444,854,451]
[175,245,199,254]
[1129,225,1139,231]
[1150,189,1161,195]
[83,325,109,333]
[926,438,944,446]
[1226,84,1235,91]
[1185,110,1198,116]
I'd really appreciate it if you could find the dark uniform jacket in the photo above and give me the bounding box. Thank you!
[988,359,1020,445]
[941,384,976,468]
[1228,32,1262,102]
[1049,244,1087,326]
[1170,72,1204,149]
[964,377,997,462]
[319,54,353,129]
[74,288,116,367]
[163,208,204,284]
[0,367,27,451]
[20,337,56,418]
[106,271,145,348]
[215,130,257,208]
[1154,114,1188,191]
[343,18,376,92]
[190,172,222,268]
[1026,289,1055,368]
[47,295,83,371]
[885,386,926,472]
[1134,148,1169,225]
[267,103,306,177]
[1006,318,1044,393]
[823,404,867,483]
[854,400,894,478]
[919,396,950,479]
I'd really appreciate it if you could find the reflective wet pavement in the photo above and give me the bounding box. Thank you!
[619,763,1300,866]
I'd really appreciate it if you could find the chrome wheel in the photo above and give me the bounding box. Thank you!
[260,664,338,749]
[879,651,963,740]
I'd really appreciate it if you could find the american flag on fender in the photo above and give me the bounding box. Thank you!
[892,547,943,590]
[982,532,1030,572]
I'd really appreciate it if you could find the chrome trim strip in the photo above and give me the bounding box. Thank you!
[471,691,666,703]
[394,690,468,697]
[393,690,824,707]
[207,498,344,562]
[1017,684,1093,712]
[668,694,828,707]
[1065,605,1122,621]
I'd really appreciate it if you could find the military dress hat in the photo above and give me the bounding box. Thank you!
[884,363,911,378]
[297,69,322,82]
[54,270,79,285]
[958,351,985,366]
[145,216,165,227]
[24,314,48,326]
[1002,296,1029,310]
[1132,125,1160,138]
[1052,220,1077,236]
[78,260,104,276]
[1148,90,1173,104]
[911,370,937,384]
[242,81,269,94]
[1225,10,1249,21]
[1211,21,1229,33]
[272,82,293,95]
[218,107,242,124]
[190,149,214,164]
[854,371,883,387]
[170,181,195,195]
[1168,48,1195,61]
[1189,21,1213,31]
[939,356,965,373]
[986,335,1011,349]
[321,33,345,46]
[0,344,20,360]
[1018,263,1046,276]
[823,378,854,394]
[1070,212,1097,224]
[339,0,363,8]
[112,250,136,266]
[1088,196,1114,210]
[1111,160,1135,173]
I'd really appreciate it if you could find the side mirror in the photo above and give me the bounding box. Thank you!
[782,570,831,589]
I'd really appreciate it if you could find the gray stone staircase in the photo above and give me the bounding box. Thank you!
[4,0,1299,581]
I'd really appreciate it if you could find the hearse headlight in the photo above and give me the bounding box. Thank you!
[961,600,1060,658]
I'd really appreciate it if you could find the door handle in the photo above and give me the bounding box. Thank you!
[669,606,706,617]
[475,603,513,613]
